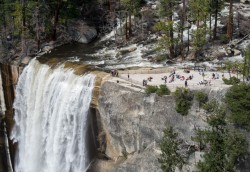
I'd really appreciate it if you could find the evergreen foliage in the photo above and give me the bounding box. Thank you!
[220,34,230,43]
[173,87,193,115]
[154,21,178,56]
[158,127,185,172]
[156,85,171,96]
[155,0,178,58]
[194,91,208,109]
[243,44,250,80]
[191,27,207,51]
[209,0,225,38]
[145,85,158,94]
[193,107,248,172]
[225,83,250,130]
[189,0,209,27]
[202,99,218,113]
[222,76,240,85]
[158,0,177,17]
[0,0,98,42]
[145,85,171,96]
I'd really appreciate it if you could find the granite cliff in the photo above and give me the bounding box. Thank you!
[90,80,250,171]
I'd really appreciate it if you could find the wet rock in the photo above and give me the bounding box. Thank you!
[233,49,241,56]
[20,56,32,65]
[67,20,97,44]
[119,47,137,55]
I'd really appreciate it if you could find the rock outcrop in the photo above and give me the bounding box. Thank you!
[67,20,97,44]
[238,7,250,36]
[0,64,20,167]
[95,81,231,171]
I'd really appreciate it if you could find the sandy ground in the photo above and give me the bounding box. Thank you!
[114,68,240,91]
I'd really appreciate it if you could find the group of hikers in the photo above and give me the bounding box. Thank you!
[111,66,243,88]
[160,69,194,87]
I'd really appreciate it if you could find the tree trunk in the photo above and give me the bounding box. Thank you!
[180,0,186,58]
[243,57,246,82]
[183,0,186,22]
[227,0,233,41]
[128,12,132,37]
[209,12,212,40]
[35,6,40,51]
[169,2,174,58]
[21,0,27,57]
[213,0,218,39]
[197,11,200,28]
[228,70,231,78]
[125,12,128,40]
[52,0,62,41]
[21,0,26,28]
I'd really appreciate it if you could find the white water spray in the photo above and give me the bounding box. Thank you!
[11,59,96,172]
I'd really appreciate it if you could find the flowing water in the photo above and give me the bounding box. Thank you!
[11,59,96,172]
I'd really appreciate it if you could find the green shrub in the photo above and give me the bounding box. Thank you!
[145,85,171,96]
[202,99,218,113]
[155,54,167,62]
[175,98,192,115]
[194,91,208,108]
[220,34,229,44]
[145,85,158,94]
[122,149,128,159]
[223,76,240,85]
[156,85,171,96]
[174,88,194,115]
[225,83,250,130]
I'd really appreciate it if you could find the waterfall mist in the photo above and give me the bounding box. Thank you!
[11,59,96,172]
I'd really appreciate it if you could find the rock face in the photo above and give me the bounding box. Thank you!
[238,8,250,36]
[67,20,97,43]
[96,81,231,171]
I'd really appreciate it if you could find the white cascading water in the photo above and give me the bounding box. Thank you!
[11,59,96,172]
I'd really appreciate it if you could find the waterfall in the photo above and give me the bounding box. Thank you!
[11,59,96,172]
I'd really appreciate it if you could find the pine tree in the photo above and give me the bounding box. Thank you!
[210,0,225,39]
[189,0,210,28]
[156,0,178,58]
[158,127,185,172]
[227,0,233,40]
[121,0,141,39]
[193,107,248,172]
[243,44,250,81]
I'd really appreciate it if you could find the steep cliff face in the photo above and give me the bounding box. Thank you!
[0,64,20,167]
[96,81,231,171]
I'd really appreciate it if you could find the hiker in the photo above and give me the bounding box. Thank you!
[164,76,167,83]
[212,73,215,79]
[185,80,187,87]
[128,74,130,80]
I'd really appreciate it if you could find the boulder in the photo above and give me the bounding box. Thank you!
[67,20,97,43]
[20,56,32,65]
